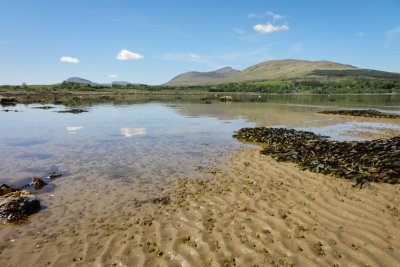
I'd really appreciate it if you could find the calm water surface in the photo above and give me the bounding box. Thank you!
[1,95,400,190]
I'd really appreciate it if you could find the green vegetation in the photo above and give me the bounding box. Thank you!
[312,69,400,80]
[1,77,400,96]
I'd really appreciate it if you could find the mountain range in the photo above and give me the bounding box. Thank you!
[63,59,400,87]
[165,59,400,86]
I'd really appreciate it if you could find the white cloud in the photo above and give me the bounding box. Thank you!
[253,23,289,34]
[234,27,246,35]
[108,74,119,79]
[60,56,80,64]
[248,11,284,20]
[356,32,365,37]
[116,49,144,61]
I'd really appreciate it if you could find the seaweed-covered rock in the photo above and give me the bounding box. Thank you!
[0,184,18,197]
[319,109,400,119]
[0,96,18,104]
[0,195,41,223]
[234,127,400,184]
[31,177,47,190]
[56,109,88,114]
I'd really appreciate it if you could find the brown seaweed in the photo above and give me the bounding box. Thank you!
[234,127,400,184]
[318,109,400,119]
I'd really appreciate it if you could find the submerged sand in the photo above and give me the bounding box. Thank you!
[1,148,399,266]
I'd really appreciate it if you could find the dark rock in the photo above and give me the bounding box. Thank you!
[1,109,19,112]
[31,177,47,190]
[0,97,18,104]
[48,172,62,179]
[0,195,41,223]
[56,109,88,114]
[33,106,55,110]
[152,196,170,205]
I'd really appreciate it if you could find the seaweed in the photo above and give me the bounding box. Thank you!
[234,127,400,184]
[319,109,400,119]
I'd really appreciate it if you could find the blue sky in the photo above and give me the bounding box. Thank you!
[0,0,399,85]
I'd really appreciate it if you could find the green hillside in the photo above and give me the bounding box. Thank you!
[165,59,399,86]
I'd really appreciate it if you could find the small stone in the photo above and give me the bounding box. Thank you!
[48,172,62,180]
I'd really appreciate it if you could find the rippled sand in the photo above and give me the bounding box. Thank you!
[1,148,399,266]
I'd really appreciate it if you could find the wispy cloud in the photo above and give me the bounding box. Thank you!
[385,25,400,49]
[0,40,11,44]
[356,32,365,37]
[116,49,144,61]
[161,53,204,62]
[234,27,246,35]
[386,26,400,38]
[108,74,119,79]
[248,11,284,21]
[290,43,303,53]
[60,56,80,64]
[253,23,289,34]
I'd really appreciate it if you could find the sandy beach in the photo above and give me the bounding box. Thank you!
[1,146,399,266]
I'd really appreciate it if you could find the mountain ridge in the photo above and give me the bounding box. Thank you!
[165,59,399,86]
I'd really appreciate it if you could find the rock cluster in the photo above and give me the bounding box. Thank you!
[0,173,62,224]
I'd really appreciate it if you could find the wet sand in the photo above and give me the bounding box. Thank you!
[1,148,399,266]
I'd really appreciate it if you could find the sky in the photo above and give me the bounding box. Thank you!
[0,0,399,85]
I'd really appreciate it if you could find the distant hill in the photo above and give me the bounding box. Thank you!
[166,67,240,86]
[111,81,133,86]
[64,77,96,85]
[165,59,400,86]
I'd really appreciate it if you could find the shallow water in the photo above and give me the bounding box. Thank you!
[2,97,400,188]
[1,95,400,265]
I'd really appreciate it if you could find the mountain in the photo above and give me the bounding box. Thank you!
[111,81,133,86]
[165,59,400,86]
[166,67,240,86]
[235,59,356,81]
[64,77,96,85]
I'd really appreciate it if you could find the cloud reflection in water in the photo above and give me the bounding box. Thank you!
[66,126,83,134]
[120,128,147,137]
